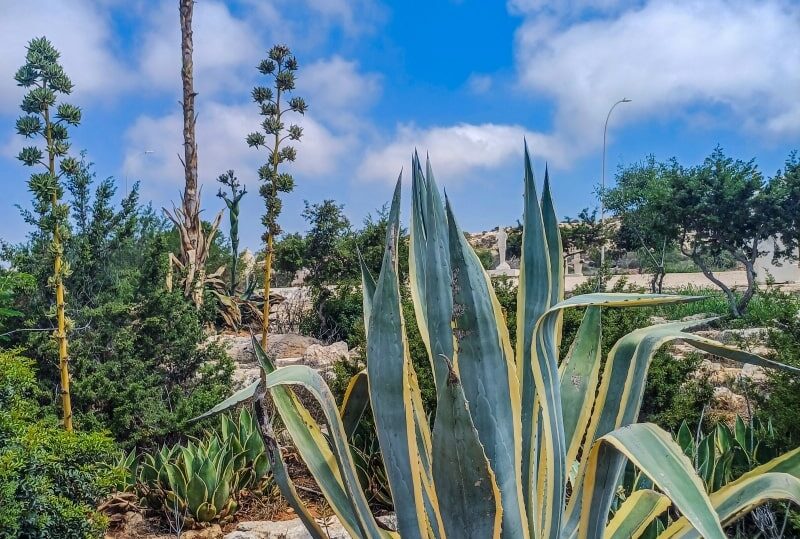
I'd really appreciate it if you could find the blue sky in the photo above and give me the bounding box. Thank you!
[1,0,799,250]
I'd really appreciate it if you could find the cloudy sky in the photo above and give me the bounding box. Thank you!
[1,0,799,249]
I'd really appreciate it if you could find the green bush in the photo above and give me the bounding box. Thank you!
[0,350,117,539]
[69,290,234,449]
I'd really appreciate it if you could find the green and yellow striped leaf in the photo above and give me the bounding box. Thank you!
[559,306,602,469]
[368,177,437,539]
[661,446,800,538]
[580,423,725,539]
[432,355,502,539]
[409,153,453,393]
[515,143,552,531]
[253,338,371,538]
[340,370,369,439]
[265,365,391,538]
[447,197,529,539]
[605,489,670,539]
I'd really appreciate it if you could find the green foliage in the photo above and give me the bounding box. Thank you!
[606,147,792,316]
[137,407,270,526]
[5,156,233,448]
[0,350,117,539]
[302,200,352,288]
[69,288,234,448]
[759,302,800,451]
[639,351,714,432]
[561,207,606,266]
[676,416,778,492]
[474,247,493,269]
[273,232,307,284]
[0,271,34,341]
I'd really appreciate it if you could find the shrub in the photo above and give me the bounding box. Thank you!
[0,350,117,539]
[69,290,234,449]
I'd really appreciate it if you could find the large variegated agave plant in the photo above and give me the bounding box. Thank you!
[200,147,800,538]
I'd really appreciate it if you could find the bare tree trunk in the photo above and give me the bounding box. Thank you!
[738,257,758,315]
[180,0,199,231]
[163,0,225,307]
[687,251,741,317]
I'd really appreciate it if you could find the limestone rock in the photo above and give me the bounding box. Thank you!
[302,341,349,369]
[225,515,396,539]
[213,333,323,365]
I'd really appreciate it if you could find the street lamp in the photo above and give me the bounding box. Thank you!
[599,97,631,269]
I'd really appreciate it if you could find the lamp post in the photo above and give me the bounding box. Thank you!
[599,97,631,269]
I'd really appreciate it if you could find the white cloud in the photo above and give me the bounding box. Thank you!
[514,0,800,148]
[137,1,262,96]
[357,123,565,184]
[123,101,352,204]
[0,0,129,113]
[301,56,382,128]
[466,73,493,94]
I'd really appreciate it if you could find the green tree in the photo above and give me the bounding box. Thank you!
[303,200,352,288]
[216,170,247,295]
[273,232,307,282]
[15,36,82,431]
[764,152,800,263]
[247,44,308,349]
[671,148,774,316]
[603,157,680,293]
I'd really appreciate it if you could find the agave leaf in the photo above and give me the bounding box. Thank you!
[190,380,260,423]
[409,153,430,360]
[446,197,529,539]
[186,474,209,515]
[432,355,502,539]
[212,460,234,516]
[340,370,369,439]
[196,501,216,523]
[661,447,800,539]
[604,489,670,539]
[252,338,370,538]
[516,143,552,529]
[559,306,602,470]
[265,365,390,539]
[677,422,693,455]
[580,423,725,539]
[565,316,747,537]
[541,166,564,311]
[358,248,377,340]
[257,412,329,539]
[409,153,453,396]
[368,177,439,539]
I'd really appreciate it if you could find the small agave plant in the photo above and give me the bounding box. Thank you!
[137,408,270,526]
[200,146,800,538]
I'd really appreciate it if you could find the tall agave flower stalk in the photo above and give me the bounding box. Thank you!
[217,170,247,296]
[199,147,800,538]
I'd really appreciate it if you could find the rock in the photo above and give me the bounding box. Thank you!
[225,515,396,539]
[302,341,349,368]
[711,386,749,422]
[741,363,767,383]
[232,366,261,388]
[649,315,668,325]
[183,525,224,539]
[680,312,719,322]
[213,333,323,364]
